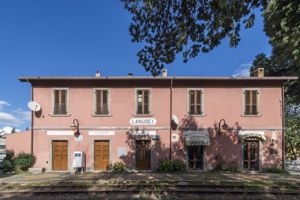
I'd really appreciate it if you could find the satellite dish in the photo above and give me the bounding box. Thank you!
[28,101,41,112]
[172,115,180,125]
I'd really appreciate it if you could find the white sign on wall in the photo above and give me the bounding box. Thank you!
[171,133,179,142]
[129,118,157,126]
[89,131,115,136]
[47,131,73,136]
[130,130,157,136]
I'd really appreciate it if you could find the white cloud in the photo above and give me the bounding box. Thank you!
[0,126,21,135]
[0,100,10,110]
[14,109,31,122]
[232,63,252,77]
[0,112,22,126]
[0,100,30,131]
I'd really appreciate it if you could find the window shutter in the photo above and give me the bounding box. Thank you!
[144,90,149,114]
[244,90,250,115]
[102,90,108,114]
[54,90,59,114]
[95,90,101,114]
[61,90,67,114]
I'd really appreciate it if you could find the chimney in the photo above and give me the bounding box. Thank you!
[253,68,264,77]
[162,69,168,77]
[95,70,100,77]
[128,73,133,77]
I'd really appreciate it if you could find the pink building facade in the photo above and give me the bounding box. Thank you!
[15,75,296,172]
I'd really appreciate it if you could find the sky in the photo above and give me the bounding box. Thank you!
[0,0,271,131]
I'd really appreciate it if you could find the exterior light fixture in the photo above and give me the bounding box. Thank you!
[218,119,228,135]
[71,119,80,137]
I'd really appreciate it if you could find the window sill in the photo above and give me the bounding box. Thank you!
[50,114,71,117]
[185,114,207,117]
[92,114,112,117]
[133,114,154,117]
[241,114,262,117]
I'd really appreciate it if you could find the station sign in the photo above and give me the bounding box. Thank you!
[129,117,157,126]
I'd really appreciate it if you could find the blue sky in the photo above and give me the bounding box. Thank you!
[0,0,271,130]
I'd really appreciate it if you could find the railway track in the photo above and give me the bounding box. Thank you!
[0,183,299,200]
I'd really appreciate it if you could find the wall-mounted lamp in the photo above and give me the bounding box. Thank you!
[218,119,228,135]
[71,119,80,137]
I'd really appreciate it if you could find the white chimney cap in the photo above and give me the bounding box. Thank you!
[95,70,100,77]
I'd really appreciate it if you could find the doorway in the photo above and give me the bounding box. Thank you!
[52,141,68,171]
[94,140,110,170]
[243,140,259,170]
[187,145,204,170]
[135,140,151,170]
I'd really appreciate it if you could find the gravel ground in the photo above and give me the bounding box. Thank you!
[0,192,299,200]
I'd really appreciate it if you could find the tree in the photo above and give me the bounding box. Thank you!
[121,0,267,76]
[263,0,300,70]
[250,1,300,103]
[250,53,292,76]
[250,53,300,104]
[285,105,300,160]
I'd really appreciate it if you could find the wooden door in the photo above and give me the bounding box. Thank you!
[243,140,259,170]
[94,140,110,170]
[135,140,151,170]
[52,141,68,171]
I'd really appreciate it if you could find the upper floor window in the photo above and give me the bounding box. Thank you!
[136,89,150,115]
[53,89,68,115]
[244,90,259,115]
[95,89,109,115]
[188,90,203,115]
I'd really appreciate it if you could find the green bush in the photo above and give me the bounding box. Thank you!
[172,159,186,172]
[3,150,15,172]
[112,162,127,173]
[3,160,14,172]
[157,159,186,172]
[157,160,173,172]
[262,167,289,174]
[15,153,36,172]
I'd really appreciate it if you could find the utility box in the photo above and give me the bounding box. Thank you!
[72,151,85,173]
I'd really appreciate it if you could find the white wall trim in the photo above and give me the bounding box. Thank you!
[242,88,261,116]
[47,131,73,135]
[134,88,152,115]
[92,88,111,116]
[89,131,115,136]
[51,88,70,116]
[186,88,205,116]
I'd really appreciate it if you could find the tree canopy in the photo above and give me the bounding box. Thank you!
[121,0,267,76]
[250,1,300,103]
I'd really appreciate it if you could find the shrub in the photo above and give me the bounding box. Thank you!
[3,160,14,172]
[3,150,15,172]
[157,159,186,172]
[157,160,173,172]
[112,162,127,173]
[15,153,36,172]
[172,159,186,172]
[4,150,14,161]
[262,167,289,174]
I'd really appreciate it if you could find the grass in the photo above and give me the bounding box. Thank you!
[262,168,290,174]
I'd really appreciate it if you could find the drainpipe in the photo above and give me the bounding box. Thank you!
[169,77,174,160]
[31,84,34,155]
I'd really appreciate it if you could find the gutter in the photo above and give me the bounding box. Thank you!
[169,77,174,160]
[31,84,34,155]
